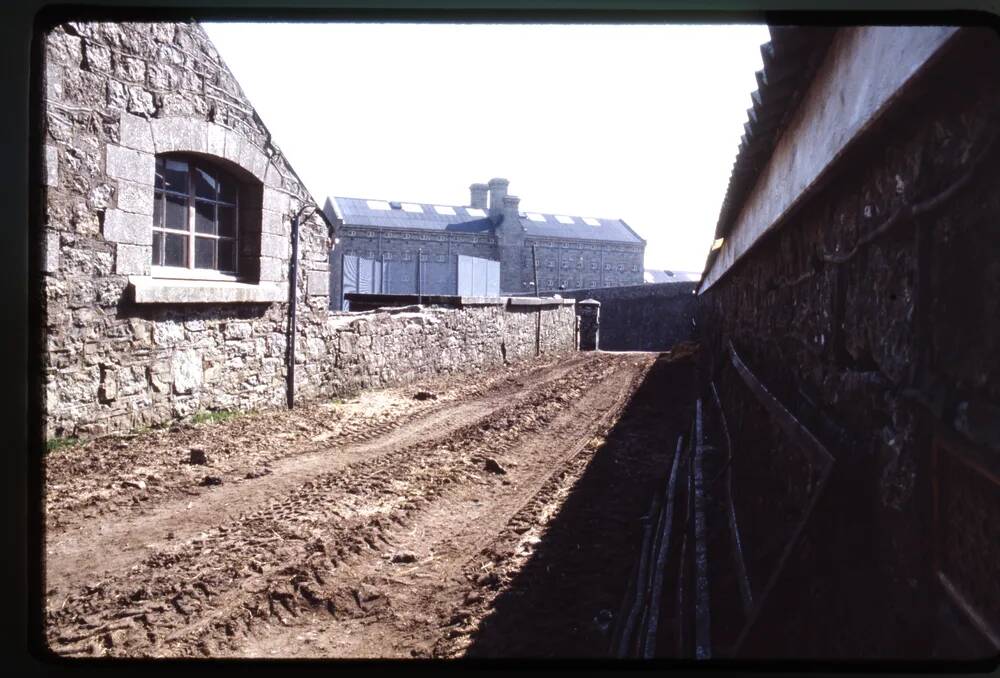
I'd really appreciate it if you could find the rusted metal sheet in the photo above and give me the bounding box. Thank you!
[726,342,835,652]
[932,427,1000,650]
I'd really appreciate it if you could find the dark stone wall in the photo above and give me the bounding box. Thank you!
[526,238,644,294]
[561,282,696,351]
[696,30,1000,658]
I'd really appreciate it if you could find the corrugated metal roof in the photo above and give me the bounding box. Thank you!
[330,195,644,244]
[701,25,837,280]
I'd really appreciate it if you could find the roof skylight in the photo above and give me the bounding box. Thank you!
[583,217,601,226]
[555,215,575,224]
[366,200,391,211]
[465,207,486,217]
[526,213,547,222]
[401,203,423,213]
[433,205,456,215]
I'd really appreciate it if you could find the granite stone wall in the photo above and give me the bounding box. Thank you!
[318,302,578,396]
[560,282,697,351]
[42,20,334,438]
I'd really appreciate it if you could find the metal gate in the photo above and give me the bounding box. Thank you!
[457,255,500,297]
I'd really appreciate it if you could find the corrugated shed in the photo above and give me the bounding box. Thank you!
[701,25,837,281]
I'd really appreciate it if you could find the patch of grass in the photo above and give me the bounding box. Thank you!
[191,409,239,426]
[45,436,80,454]
[330,392,360,405]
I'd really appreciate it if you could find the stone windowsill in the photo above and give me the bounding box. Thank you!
[129,276,286,304]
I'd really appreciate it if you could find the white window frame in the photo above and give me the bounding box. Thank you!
[152,156,241,282]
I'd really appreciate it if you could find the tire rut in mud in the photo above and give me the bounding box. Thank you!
[44,354,592,596]
[44,353,639,657]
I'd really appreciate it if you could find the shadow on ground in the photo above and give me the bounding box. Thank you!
[460,350,696,658]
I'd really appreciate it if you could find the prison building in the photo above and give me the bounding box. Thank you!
[324,178,646,309]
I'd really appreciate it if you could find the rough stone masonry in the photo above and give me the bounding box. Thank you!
[41,20,578,439]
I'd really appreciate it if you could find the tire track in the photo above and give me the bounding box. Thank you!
[44,353,635,657]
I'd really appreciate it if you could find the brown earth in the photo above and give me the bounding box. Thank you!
[43,350,695,659]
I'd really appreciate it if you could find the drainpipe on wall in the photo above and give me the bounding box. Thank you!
[532,244,539,297]
[286,203,319,409]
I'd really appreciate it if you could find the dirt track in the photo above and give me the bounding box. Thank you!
[44,350,694,658]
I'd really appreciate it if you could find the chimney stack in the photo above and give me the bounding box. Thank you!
[502,194,521,221]
[469,183,489,209]
[488,177,509,222]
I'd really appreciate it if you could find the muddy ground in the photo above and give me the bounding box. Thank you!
[43,350,695,659]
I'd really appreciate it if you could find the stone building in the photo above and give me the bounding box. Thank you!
[41,20,337,438]
[325,179,646,309]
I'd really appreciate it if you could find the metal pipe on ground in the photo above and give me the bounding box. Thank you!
[614,485,660,658]
[635,469,670,655]
[711,380,753,619]
[642,435,685,657]
[692,398,713,660]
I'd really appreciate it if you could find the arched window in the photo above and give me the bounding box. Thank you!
[153,155,239,276]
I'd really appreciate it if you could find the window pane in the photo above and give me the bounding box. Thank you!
[163,159,188,193]
[155,157,164,190]
[194,166,217,201]
[219,178,237,205]
[152,231,163,266]
[218,205,236,237]
[194,237,215,269]
[165,193,188,230]
[153,192,164,227]
[164,233,186,267]
[195,199,216,234]
[218,238,236,273]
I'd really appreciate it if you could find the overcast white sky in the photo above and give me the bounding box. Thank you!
[203,22,769,274]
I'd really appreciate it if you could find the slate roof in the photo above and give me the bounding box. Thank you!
[701,26,836,281]
[328,196,644,244]
[329,197,494,234]
[517,213,644,244]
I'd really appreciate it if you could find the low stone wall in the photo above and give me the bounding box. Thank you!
[46,297,578,438]
[314,300,578,396]
[560,282,697,351]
